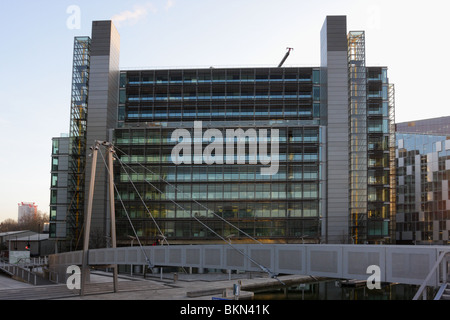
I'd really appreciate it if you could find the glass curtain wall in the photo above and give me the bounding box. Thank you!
[396,133,450,245]
[66,37,91,248]
[366,67,394,243]
[348,31,368,244]
[114,68,323,244]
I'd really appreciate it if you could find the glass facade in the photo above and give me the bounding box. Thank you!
[396,130,450,245]
[348,31,368,244]
[365,67,396,243]
[66,37,91,245]
[49,136,70,239]
[347,31,395,244]
[118,68,320,126]
[114,68,324,244]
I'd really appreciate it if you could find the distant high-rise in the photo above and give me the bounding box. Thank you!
[50,16,396,251]
[18,202,38,222]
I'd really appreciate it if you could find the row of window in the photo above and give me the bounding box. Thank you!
[123,93,320,103]
[121,70,321,87]
[118,153,320,165]
[116,218,320,239]
[115,128,320,144]
[117,182,320,202]
[115,200,320,220]
[123,109,319,120]
[117,164,320,183]
[128,78,314,84]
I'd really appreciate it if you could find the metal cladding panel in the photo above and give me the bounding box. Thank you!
[321,17,350,244]
[225,247,246,269]
[55,220,67,238]
[169,247,182,264]
[326,16,348,51]
[343,246,385,281]
[204,246,223,268]
[307,245,343,278]
[249,246,274,272]
[276,245,306,274]
[386,246,437,286]
[153,247,166,265]
[185,248,201,267]
[84,20,120,236]
[91,21,113,56]
[106,249,115,263]
[127,248,137,262]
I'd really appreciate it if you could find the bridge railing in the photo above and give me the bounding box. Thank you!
[48,244,450,289]
[413,250,450,300]
[0,261,39,285]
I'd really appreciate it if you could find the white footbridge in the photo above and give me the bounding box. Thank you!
[47,243,450,300]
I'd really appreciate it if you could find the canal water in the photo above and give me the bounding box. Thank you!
[252,280,437,300]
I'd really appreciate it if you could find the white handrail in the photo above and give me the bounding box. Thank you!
[413,251,450,300]
[433,283,448,300]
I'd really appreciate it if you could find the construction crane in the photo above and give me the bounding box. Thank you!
[278,47,294,68]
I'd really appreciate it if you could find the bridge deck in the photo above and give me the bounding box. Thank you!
[48,244,450,288]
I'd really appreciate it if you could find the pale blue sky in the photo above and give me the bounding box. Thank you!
[0,0,449,221]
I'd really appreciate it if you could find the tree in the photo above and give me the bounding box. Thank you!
[0,210,49,233]
[0,219,19,233]
[18,210,49,232]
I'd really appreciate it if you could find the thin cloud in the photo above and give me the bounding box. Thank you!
[111,3,157,27]
[165,0,175,11]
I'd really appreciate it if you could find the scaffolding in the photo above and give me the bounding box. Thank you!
[67,37,91,249]
[388,84,396,242]
[348,31,368,244]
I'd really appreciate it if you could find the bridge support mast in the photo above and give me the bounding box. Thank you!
[107,142,119,292]
[80,141,118,296]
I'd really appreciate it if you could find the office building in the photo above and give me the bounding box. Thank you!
[49,17,396,250]
[396,116,450,244]
[18,202,38,222]
[49,135,70,239]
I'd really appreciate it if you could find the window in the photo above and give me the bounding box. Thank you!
[382,86,388,100]
[381,68,388,84]
[303,183,318,199]
[313,70,320,84]
[313,87,320,101]
[303,201,318,217]
[304,166,318,180]
[52,157,59,171]
[289,202,302,217]
[368,120,383,133]
[51,190,57,205]
[52,140,59,155]
[120,73,127,88]
[119,90,126,104]
[304,128,319,142]
[50,207,57,221]
[313,103,320,118]
[49,223,56,238]
[289,184,302,199]
[51,174,58,187]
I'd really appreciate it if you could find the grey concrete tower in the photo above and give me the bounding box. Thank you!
[84,21,120,244]
[320,16,350,243]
